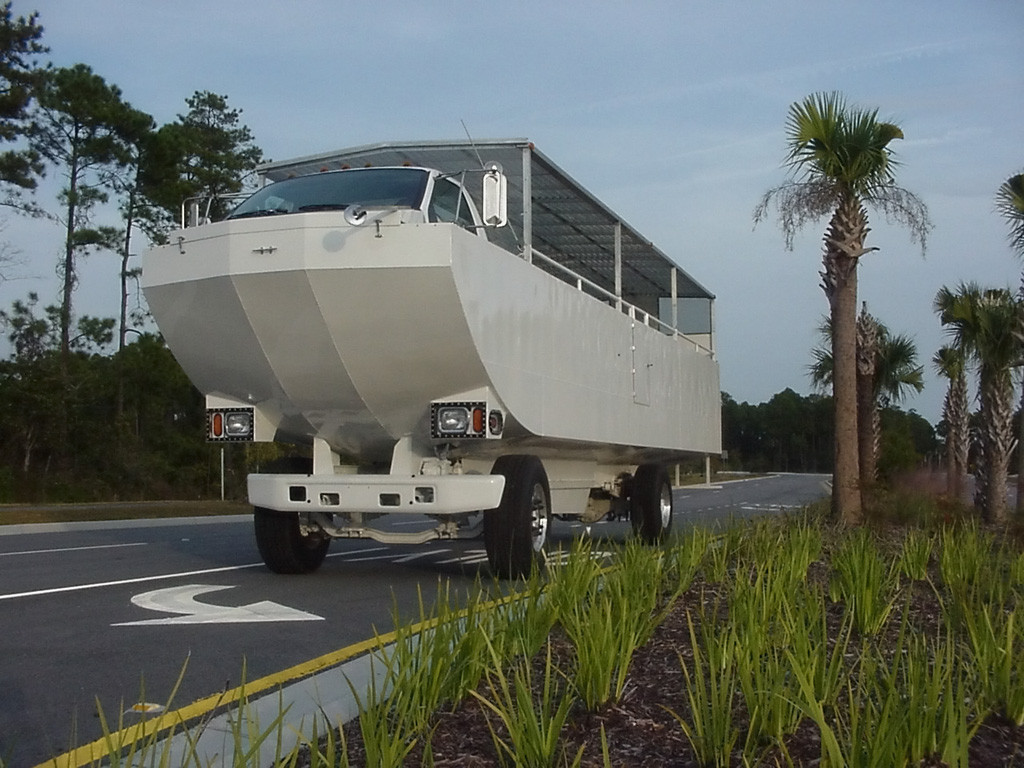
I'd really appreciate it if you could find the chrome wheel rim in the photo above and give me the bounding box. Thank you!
[530,482,549,552]
[659,484,672,529]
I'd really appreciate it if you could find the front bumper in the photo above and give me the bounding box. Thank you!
[247,472,505,515]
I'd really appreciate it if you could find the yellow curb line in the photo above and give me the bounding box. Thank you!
[36,586,526,768]
[35,632,381,768]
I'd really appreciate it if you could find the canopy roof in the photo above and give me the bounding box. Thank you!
[259,139,714,304]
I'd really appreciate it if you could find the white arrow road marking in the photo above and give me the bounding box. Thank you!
[112,584,324,626]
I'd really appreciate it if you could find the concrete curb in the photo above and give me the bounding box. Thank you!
[157,646,382,766]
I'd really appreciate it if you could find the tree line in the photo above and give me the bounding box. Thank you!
[0,4,263,501]
[721,389,937,479]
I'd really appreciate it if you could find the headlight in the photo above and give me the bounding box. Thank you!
[436,406,470,435]
[207,407,256,442]
[431,401,490,439]
[225,412,253,437]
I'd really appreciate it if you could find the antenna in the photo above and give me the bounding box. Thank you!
[460,119,486,169]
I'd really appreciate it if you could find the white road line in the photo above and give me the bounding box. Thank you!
[739,504,805,511]
[0,542,148,558]
[326,546,388,559]
[0,542,475,602]
[0,561,266,602]
[340,553,400,563]
[393,548,450,563]
[436,549,487,565]
[452,554,490,565]
[337,547,459,564]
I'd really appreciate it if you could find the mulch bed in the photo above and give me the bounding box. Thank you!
[325,526,1024,767]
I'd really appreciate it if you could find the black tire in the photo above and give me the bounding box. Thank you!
[630,463,673,543]
[484,455,551,579]
[253,507,330,574]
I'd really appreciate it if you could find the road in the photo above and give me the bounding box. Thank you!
[0,473,827,767]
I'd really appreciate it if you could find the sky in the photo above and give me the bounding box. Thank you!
[1,0,1022,426]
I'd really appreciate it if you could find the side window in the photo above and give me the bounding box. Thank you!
[428,179,478,232]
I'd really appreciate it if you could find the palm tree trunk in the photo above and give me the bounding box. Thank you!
[832,272,862,522]
[822,197,865,523]
[856,366,876,488]
[856,306,878,490]
[978,369,1013,522]
[1017,382,1024,517]
[946,373,969,502]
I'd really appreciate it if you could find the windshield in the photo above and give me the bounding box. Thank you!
[226,168,431,220]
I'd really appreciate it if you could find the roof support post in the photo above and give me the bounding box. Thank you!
[671,267,678,336]
[710,298,716,355]
[522,145,532,263]
[614,221,622,311]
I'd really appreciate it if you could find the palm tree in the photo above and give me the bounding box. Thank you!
[756,92,931,523]
[996,173,1024,258]
[810,310,923,487]
[935,283,1019,522]
[933,345,969,502]
[996,171,1024,514]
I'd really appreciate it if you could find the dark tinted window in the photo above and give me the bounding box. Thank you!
[227,168,430,220]
[428,178,477,230]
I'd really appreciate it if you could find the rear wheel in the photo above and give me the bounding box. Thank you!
[253,456,328,574]
[484,455,551,578]
[630,463,673,543]
[254,507,330,574]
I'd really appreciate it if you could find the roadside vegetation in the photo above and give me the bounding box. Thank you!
[44,489,1024,768]
[0,499,250,525]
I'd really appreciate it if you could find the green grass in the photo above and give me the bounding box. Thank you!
[0,500,250,526]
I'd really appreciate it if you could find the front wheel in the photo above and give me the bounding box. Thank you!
[253,507,330,574]
[484,455,551,579]
[630,463,673,544]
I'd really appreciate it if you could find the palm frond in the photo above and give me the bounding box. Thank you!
[996,172,1024,258]
[935,282,1020,371]
[874,329,924,404]
[753,180,837,250]
[932,345,965,381]
[757,91,931,252]
[809,312,922,405]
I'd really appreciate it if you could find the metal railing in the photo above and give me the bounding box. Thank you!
[529,247,714,357]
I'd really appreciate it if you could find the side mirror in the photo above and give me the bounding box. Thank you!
[481,163,507,227]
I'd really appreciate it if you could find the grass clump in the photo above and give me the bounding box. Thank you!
[828,527,900,636]
[666,608,740,767]
[470,639,582,768]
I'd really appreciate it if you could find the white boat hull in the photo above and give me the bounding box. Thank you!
[143,215,720,469]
